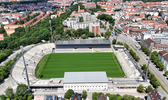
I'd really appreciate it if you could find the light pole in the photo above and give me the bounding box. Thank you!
[49,20,53,43]
[20,46,31,92]
[145,43,154,82]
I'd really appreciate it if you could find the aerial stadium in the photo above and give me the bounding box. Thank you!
[11,39,147,91]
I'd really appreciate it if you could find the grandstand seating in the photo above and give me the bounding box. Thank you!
[11,43,55,84]
[115,50,140,78]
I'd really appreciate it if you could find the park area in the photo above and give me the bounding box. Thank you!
[35,52,125,79]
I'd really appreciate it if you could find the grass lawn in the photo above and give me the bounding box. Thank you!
[35,52,125,79]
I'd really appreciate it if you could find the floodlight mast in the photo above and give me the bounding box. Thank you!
[20,46,31,91]
[49,20,53,43]
[145,43,154,82]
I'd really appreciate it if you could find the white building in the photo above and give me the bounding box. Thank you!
[62,17,79,28]
[72,22,89,30]
[63,72,108,91]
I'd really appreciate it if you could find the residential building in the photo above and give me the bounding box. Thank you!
[4,12,48,35]
[72,22,89,30]
[147,89,161,100]
[83,2,96,9]
[143,38,168,51]
[89,22,100,36]
[158,51,168,71]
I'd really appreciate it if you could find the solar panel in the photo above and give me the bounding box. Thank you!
[55,39,111,45]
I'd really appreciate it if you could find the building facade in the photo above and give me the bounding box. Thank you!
[89,22,100,36]
[158,51,168,71]
[63,72,108,91]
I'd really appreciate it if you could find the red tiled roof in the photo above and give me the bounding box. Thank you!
[158,51,167,56]
[145,38,156,45]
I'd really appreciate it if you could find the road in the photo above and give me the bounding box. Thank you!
[34,89,147,100]
[110,34,168,93]
[0,45,34,95]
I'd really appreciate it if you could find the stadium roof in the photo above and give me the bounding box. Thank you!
[63,72,108,84]
[55,39,111,45]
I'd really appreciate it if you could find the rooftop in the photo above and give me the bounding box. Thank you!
[63,72,108,84]
[55,39,111,45]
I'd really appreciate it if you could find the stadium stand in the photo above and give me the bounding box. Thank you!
[11,43,55,85]
[115,50,140,78]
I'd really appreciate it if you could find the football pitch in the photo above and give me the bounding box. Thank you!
[35,53,125,79]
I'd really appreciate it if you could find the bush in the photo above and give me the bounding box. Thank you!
[124,43,129,50]
[145,85,153,93]
[129,49,140,61]
[117,41,123,45]
[82,90,87,99]
[137,84,144,93]
[112,39,116,44]
[64,89,74,99]
[165,71,168,76]
[0,95,6,100]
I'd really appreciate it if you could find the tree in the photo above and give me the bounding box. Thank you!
[16,84,28,96]
[5,87,14,99]
[27,94,34,100]
[82,90,87,99]
[0,95,6,100]
[64,89,74,99]
[163,97,166,100]
[3,32,7,37]
[145,85,153,93]
[79,17,84,22]
[105,29,111,38]
[92,92,98,100]
[92,92,103,100]
[137,84,144,93]
[91,12,94,15]
[165,71,168,76]
[81,34,86,39]
[122,94,139,100]
[124,43,129,50]
[112,39,116,44]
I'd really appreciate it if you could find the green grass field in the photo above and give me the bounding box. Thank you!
[35,53,125,79]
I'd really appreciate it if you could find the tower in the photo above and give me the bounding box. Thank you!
[78,5,80,12]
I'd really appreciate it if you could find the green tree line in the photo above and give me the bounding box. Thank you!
[97,14,115,25]
[141,45,164,71]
